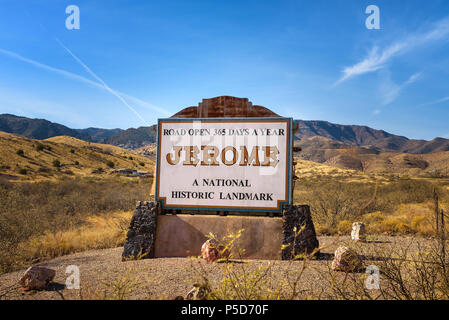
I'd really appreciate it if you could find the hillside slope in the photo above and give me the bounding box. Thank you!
[0,114,90,141]
[295,137,449,176]
[75,127,123,143]
[104,126,157,149]
[0,132,154,180]
[294,120,449,153]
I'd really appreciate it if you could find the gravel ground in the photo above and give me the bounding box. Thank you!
[0,235,432,300]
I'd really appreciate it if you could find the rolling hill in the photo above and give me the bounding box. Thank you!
[294,136,449,176]
[0,132,154,180]
[0,114,122,143]
[0,114,90,141]
[104,126,157,149]
[294,120,449,153]
[75,127,123,143]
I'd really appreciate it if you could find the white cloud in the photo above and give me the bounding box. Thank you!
[372,109,381,115]
[421,96,449,106]
[379,72,421,105]
[335,16,449,85]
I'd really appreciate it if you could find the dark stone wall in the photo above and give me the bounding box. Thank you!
[282,205,320,260]
[122,201,158,260]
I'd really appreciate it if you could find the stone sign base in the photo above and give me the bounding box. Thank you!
[155,215,283,259]
[122,201,319,261]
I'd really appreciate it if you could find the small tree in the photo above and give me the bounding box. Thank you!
[53,159,61,168]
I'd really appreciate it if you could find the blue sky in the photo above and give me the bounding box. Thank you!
[0,0,448,140]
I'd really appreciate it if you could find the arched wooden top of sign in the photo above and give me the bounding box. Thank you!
[170,96,299,133]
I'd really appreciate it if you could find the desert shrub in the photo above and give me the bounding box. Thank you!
[74,161,80,166]
[0,176,151,273]
[338,220,352,234]
[70,149,75,154]
[18,168,27,175]
[319,238,449,300]
[358,203,436,236]
[139,162,145,167]
[36,143,44,151]
[16,149,24,157]
[53,159,61,168]
[295,176,441,235]
[106,161,115,168]
[300,180,376,231]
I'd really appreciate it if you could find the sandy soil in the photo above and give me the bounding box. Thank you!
[0,235,431,300]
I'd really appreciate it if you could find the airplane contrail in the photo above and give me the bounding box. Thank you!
[0,47,171,123]
[55,38,150,126]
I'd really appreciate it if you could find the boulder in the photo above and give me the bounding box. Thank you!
[122,201,158,260]
[282,205,320,259]
[19,266,55,291]
[331,246,364,272]
[351,222,366,242]
[201,239,230,263]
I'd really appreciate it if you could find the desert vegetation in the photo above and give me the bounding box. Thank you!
[0,176,152,273]
[295,175,449,237]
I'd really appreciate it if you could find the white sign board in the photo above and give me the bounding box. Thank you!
[155,118,293,212]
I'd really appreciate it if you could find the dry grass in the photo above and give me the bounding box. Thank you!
[0,176,151,273]
[295,172,449,236]
[0,132,153,180]
[24,211,132,261]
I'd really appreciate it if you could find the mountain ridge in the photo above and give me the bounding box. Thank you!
[1,113,448,154]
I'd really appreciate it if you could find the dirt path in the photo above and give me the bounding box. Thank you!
[0,235,428,300]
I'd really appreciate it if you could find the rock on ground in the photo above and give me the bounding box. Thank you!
[331,246,364,273]
[19,266,56,291]
[201,239,230,263]
[351,222,366,242]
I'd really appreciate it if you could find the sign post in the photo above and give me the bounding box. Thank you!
[122,97,319,261]
[155,118,293,214]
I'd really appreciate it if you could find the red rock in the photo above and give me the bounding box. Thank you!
[201,239,230,263]
[331,246,363,272]
[19,266,56,291]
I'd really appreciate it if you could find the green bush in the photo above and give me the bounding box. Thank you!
[53,159,61,168]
